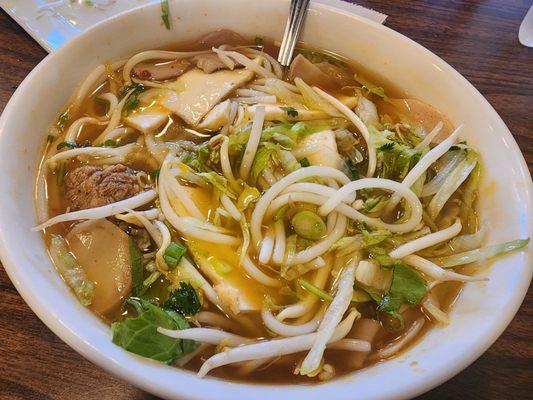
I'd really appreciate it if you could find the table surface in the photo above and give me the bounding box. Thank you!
[0,0,531,399]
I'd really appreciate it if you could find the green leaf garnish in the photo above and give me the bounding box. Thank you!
[163,282,201,316]
[160,0,170,30]
[129,237,144,296]
[280,106,299,118]
[112,299,196,364]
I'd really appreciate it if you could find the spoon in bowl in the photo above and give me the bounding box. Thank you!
[277,0,310,67]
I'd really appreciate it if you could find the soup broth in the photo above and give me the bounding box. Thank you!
[35,30,527,384]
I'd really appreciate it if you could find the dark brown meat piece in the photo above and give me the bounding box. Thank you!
[65,164,141,211]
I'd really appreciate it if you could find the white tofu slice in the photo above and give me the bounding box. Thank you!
[297,129,343,169]
[198,99,232,130]
[163,68,254,125]
[124,88,176,133]
[125,110,169,133]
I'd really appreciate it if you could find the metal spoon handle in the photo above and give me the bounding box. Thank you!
[277,0,310,67]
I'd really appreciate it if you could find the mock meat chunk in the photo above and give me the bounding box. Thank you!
[65,164,141,211]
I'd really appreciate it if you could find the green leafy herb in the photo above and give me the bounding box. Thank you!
[160,0,170,29]
[112,299,195,363]
[56,163,66,186]
[129,237,144,296]
[57,111,69,128]
[121,83,145,116]
[280,106,299,118]
[197,171,237,199]
[362,195,388,213]
[47,135,55,143]
[378,142,396,151]
[56,141,91,150]
[298,278,333,302]
[376,263,427,330]
[102,139,118,148]
[254,35,264,45]
[297,49,348,67]
[249,144,277,184]
[300,158,310,167]
[150,169,160,179]
[355,76,388,100]
[163,282,201,316]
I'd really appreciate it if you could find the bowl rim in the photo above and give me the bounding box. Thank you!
[0,1,531,399]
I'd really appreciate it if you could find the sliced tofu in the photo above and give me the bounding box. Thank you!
[124,88,175,133]
[296,129,343,169]
[198,99,232,131]
[162,67,254,125]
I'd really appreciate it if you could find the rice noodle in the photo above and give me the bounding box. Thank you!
[241,48,283,78]
[385,124,464,212]
[402,254,487,283]
[158,327,254,346]
[196,311,239,332]
[271,219,286,265]
[251,166,351,248]
[299,261,358,375]
[64,117,107,142]
[122,49,211,83]
[32,189,157,231]
[93,88,136,144]
[277,262,331,321]
[116,209,162,246]
[239,105,265,180]
[46,143,139,169]
[421,151,466,197]
[415,121,444,150]
[327,339,371,352]
[220,194,241,221]
[97,92,119,117]
[154,220,171,269]
[261,308,322,337]
[212,48,276,78]
[180,258,223,310]
[313,86,376,177]
[197,309,359,377]
[258,226,275,264]
[372,318,425,360]
[389,219,462,259]
[422,294,450,325]
[241,255,281,287]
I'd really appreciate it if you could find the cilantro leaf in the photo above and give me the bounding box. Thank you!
[280,106,299,118]
[163,282,201,316]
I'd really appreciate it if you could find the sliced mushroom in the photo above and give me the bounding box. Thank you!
[192,54,229,74]
[133,59,192,81]
[66,219,132,316]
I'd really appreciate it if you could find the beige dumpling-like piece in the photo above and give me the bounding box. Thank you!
[163,68,254,125]
[66,219,132,316]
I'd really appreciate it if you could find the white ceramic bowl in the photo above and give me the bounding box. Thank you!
[0,1,531,399]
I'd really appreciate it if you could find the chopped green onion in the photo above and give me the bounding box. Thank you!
[102,139,118,148]
[139,271,161,295]
[164,242,186,269]
[291,210,326,240]
[164,255,179,269]
[47,135,55,143]
[254,36,264,45]
[56,163,65,186]
[161,0,170,30]
[298,278,333,302]
[209,257,233,275]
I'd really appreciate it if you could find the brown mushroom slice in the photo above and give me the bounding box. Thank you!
[66,219,132,316]
[133,59,192,81]
[388,98,455,141]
